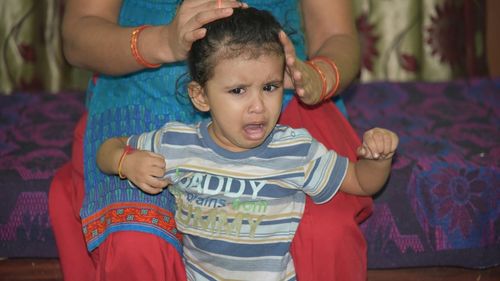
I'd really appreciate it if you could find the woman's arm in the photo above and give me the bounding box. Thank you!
[301,0,361,93]
[280,0,360,105]
[62,0,144,74]
[62,0,245,75]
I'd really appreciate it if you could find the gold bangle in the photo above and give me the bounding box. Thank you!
[305,60,327,101]
[130,25,161,68]
[311,56,340,100]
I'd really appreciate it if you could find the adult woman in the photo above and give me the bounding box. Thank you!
[49,0,371,280]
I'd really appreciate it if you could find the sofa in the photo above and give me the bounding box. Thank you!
[1,78,499,269]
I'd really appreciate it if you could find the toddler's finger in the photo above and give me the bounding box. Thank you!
[151,166,167,178]
[363,134,379,159]
[382,133,393,155]
[138,183,163,195]
[373,131,386,156]
[356,146,367,157]
[148,177,170,189]
[360,143,375,159]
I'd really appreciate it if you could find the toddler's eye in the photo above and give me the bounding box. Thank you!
[263,84,278,92]
[229,88,245,95]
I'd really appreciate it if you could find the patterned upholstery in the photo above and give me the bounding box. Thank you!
[0,79,498,269]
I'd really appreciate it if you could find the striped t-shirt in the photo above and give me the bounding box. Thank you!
[128,119,348,281]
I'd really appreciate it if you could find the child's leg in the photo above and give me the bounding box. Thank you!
[279,97,373,281]
[49,114,95,281]
[91,231,187,281]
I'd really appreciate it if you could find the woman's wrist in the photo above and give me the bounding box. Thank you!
[310,56,340,100]
[130,24,182,67]
[131,25,162,68]
[305,60,327,102]
[156,24,180,63]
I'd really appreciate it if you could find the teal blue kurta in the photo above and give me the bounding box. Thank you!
[81,0,340,252]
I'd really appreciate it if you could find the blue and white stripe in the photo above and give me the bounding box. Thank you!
[128,119,348,280]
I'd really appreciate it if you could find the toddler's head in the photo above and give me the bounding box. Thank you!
[187,8,286,152]
[188,7,285,86]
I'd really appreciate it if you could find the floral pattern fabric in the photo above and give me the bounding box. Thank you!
[353,0,487,82]
[346,78,500,268]
[0,0,488,95]
[0,91,85,257]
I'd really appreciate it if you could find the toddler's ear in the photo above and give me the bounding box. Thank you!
[188,82,210,112]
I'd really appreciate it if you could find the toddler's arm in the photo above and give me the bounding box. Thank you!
[97,137,170,194]
[340,128,399,196]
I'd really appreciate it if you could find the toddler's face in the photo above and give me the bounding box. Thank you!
[203,53,285,152]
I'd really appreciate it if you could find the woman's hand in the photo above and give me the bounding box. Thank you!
[279,31,323,105]
[164,0,247,61]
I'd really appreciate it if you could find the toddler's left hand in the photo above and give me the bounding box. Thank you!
[357,128,399,160]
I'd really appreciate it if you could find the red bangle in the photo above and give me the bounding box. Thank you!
[130,25,161,68]
[311,56,340,100]
[118,145,134,179]
[305,60,327,101]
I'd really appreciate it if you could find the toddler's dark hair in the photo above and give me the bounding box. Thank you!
[188,7,284,86]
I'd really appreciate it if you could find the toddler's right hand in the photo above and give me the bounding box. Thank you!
[121,150,171,194]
